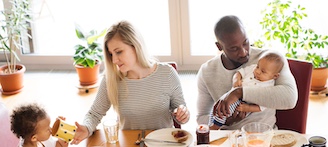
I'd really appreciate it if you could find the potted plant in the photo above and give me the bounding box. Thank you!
[0,0,32,95]
[253,0,328,91]
[74,24,106,86]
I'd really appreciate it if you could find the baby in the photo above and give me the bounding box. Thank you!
[10,103,68,147]
[210,52,284,130]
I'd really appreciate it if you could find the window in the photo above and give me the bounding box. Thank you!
[31,0,171,56]
[183,0,328,65]
[1,0,327,70]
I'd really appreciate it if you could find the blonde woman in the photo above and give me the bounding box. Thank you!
[71,21,190,145]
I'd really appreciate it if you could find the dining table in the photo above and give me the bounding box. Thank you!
[83,128,328,147]
[85,129,230,147]
[86,129,152,147]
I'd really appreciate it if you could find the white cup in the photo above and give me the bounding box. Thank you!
[103,119,119,144]
[51,118,77,143]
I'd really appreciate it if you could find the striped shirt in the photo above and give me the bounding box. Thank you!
[83,63,186,135]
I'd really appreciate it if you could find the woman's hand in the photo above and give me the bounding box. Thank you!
[70,122,89,145]
[174,105,190,124]
[56,139,68,147]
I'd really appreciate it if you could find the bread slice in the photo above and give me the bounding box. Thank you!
[171,130,188,143]
[271,133,297,147]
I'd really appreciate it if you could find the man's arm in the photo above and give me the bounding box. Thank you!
[215,87,242,118]
[225,111,246,126]
[196,70,215,125]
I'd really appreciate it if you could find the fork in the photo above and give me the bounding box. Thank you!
[135,133,141,145]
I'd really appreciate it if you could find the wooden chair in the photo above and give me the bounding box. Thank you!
[166,62,181,129]
[0,102,20,146]
[275,59,313,133]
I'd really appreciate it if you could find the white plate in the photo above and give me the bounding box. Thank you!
[145,128,193,147]
[273,130,308,147]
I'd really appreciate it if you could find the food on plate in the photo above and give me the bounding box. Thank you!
[172,130,189,142]
[270,133,297,147]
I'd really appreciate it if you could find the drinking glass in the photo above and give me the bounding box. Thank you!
[103,119,119,144]
[242,122,273,147]
[230,122,273,147]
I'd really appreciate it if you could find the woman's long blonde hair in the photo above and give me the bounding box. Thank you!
[103,20,154,113]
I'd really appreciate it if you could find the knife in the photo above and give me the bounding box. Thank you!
[142,138,186,145]
[140,130,145,147]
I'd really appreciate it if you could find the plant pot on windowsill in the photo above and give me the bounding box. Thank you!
[309,55,328,92]
[75,63,100,86]
[0,64,26,95]
[310,67,328,92]
[0,0,31,95]
[73,24,105,86]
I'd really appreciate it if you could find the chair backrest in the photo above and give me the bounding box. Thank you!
[0,102,20,146]
[275,59,313,134]
[166,62,181,129]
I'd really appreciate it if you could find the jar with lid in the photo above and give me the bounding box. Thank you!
[196,124,210,145]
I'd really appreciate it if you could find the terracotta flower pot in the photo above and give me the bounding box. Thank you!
[310,67,328,91]
[0,64,26,95]
[75,64,100,86]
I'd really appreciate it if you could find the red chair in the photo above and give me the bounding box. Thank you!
[0,102,20,146]
[166,62,181,129]
[275,59,313,133]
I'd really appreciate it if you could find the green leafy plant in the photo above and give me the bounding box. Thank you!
[253,0,328,68]
[0,0,32,73]
[73,25,106,68]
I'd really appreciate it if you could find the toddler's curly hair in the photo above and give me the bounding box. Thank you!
[10,103,48,139]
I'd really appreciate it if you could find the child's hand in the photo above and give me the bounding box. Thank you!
[237,103,259,112]
[58,116,66,121]
[233,80,242,87]
[232,72,242,88]
[237,103,248,112]
[56,139,68,147]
